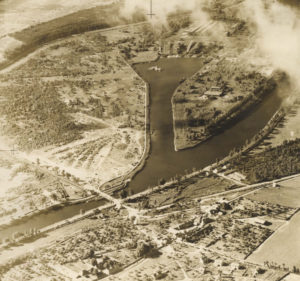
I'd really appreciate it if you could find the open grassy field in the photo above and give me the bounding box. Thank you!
[247,176,300,208]
[126,174,235,209]
[283,273,300,281]
[247,211,300,269]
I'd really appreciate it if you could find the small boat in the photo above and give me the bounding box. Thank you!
[148,66,162,72]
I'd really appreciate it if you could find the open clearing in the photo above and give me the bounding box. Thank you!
[283,273,300,281]
[0,23,148,226]
[246,176,300,208]
[247,211,300,268]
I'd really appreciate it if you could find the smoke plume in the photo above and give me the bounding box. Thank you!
[120,0,209,26]
[241,0,300,99]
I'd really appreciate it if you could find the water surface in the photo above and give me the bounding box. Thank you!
[129,58,281,192]
[0,58,282,239]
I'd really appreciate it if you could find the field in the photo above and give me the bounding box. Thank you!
[0,22,151,226]
[0,26,147,183]
[0,152,87,229]
[283,274,300,281]
[0,1,145,69]
[247,211,300,269]
[125,173,236,210]
[245,177,300,270]
[247,176,300,208]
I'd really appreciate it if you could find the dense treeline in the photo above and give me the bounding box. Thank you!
[2,3,146,69]
[0,81,83,150]
[229,139,300,183]
[13,4,135,45]
[167,11,191,34]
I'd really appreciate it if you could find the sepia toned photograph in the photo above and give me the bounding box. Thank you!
[0,0,299,280]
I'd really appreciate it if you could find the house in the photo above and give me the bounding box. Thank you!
[199,95,208,101]
[214,259,223,267]
[255,218,272,226]
[205,86,223,97]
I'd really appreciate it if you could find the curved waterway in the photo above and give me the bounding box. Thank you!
[0,200,106,240]
[0,58,281,240]
[129,58,282,192]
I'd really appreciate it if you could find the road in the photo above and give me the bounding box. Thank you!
[201,173,300,202]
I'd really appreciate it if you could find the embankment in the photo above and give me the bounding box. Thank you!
[172,73,279,151]
[100,57,153,196]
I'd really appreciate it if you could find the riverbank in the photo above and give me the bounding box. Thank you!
[96,50,162,196]
[0,195,101,232]
[0,20,152,230]
[99,57,154,196]
[171,59,280,151]
[208,107,285,176]
[125,106,286,204]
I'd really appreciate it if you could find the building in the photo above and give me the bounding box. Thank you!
[204,86,223,97]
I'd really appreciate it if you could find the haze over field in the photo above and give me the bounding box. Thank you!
[242,0,300,100]
[121,0,208,23]
[0,0,113,37]
[122,0,300,100]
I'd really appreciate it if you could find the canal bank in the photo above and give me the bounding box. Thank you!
[128,58,282,193]
[0,58,282,240]
[0,197,107,241]
[99,55,153,195]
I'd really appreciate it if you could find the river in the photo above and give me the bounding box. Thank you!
[129,58,281,193]
[0,58,281,240]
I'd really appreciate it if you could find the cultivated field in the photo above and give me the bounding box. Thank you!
[0,22,151,226]
[247,211,300,269]
[247,176,300,208]
[0,27,146,184]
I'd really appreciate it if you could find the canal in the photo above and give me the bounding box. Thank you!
[0,58,282,240]
[129,58,282,193]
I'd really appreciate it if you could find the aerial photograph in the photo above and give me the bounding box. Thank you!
[0,0,299,280]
